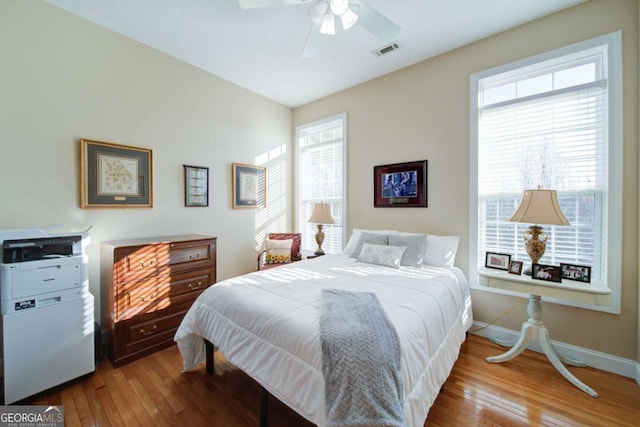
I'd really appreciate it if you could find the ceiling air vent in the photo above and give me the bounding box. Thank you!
[373,42,401,57]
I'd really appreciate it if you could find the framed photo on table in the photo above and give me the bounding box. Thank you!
[560,263,591,283]
[485,252,511,271]
[508,260,523,275]
[532,263,562,283]
[80,139,152,208]
[373,160,427,207]
[232,163,266,209]
[184,165,209,207]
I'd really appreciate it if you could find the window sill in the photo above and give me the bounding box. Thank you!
[474,267,613,311]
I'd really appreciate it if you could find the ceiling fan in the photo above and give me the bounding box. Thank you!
[237,0,401,57]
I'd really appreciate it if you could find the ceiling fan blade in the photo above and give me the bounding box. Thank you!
[302,20,322,58]
[356,0,401,43]
[237,0,313,9]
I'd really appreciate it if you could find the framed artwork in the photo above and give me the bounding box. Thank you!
[532,263,562,283]
[373,160,427,207]
[232,163,266,209]
[184,165,209,207]
[508,260,523,275]
[485,252,511,271]
[80,139,152,208]
[560,263,592,283]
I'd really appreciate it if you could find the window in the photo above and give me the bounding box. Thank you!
[296,113,347,255]
[470,32,622,313]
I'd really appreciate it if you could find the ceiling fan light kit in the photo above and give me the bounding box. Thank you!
[339,7,359,30]
[317,0,359,33]
[320,13,336,35]
[330,0,350,16]
[238,0,399,58]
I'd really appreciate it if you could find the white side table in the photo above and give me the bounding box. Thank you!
[477,268,611,398]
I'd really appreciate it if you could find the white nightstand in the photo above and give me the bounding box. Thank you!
[477,268,611,398]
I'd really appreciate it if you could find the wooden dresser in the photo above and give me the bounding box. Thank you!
[101,234,216,367]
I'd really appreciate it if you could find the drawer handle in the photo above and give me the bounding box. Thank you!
[188,281,202,290]
[140,259,157,268]
[140,292,158,302]
[140,325,157,336]
[189,253,201,260]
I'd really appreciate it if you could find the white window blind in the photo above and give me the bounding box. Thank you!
[472,32,622,303]
[296,114,346,254]
[478,81,607,281]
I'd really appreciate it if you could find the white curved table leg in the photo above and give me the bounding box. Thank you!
[489,335,518,347]
[485,293,598,397]
[538,327,599,397]
[486,322,532,363]
[548,345,587,367]
[491,334,580,362]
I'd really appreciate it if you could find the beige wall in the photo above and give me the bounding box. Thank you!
[294,0,639,360]
[0,1,293,315]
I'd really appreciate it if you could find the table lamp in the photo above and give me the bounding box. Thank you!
[508,187,570,273]
[308,202,335,256]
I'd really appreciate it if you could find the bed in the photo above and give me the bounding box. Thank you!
[175,233,472,427]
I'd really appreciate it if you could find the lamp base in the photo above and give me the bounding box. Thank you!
[524,225,548,275]
[314,224,325,256]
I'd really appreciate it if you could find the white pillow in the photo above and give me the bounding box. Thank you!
[342,228,396,255]
[423,235,460,267]
[388,233,427,267]
[356,243,406,269]
[349,232,389,258]
[264,239,293,264]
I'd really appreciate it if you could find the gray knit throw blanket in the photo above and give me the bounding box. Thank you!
[320,289,406,427]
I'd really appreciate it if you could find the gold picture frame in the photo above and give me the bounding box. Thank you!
[80,139,153,208]
[232,163,266,209]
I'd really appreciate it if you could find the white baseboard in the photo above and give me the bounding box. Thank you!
[470,321,638,380]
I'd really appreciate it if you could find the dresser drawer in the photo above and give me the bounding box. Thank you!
[115,239,216,282]
[112,309,188,366]
[169,245,210,265]
[116,269,213,321]
[124,309,185,346]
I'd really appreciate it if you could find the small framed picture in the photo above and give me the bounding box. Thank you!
[560,263,592,283]
[184,164,209,207]
[232,163,266,209]
[508,260,523,275]
[532,263,562,283]
[485,252,511,271]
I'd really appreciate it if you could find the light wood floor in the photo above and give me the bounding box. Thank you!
[26,334,640,426]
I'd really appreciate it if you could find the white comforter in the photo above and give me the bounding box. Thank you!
[175,254,472,427]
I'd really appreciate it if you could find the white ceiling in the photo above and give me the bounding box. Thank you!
[45,0,585,108]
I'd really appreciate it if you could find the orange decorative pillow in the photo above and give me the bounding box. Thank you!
[265,239,293,264]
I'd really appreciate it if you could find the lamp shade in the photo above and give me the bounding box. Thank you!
[319,13,336,35]
[330,0,349,15]
[340,8,358,30]
[508,188,570,226]
[308,203,335,224]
